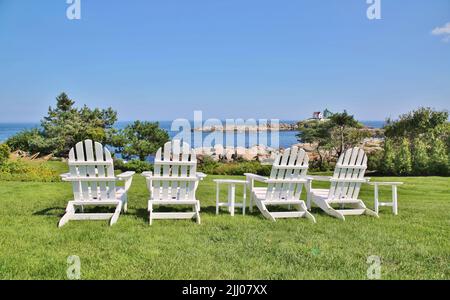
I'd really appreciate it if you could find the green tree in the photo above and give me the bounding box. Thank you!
[411,138,429,176]
[382,139,396,175]
[0,144,10,165]
[297,111,368,169]
[112,121,169,161]
[395,138,412,176]
[41,93,117,156]
[296,120,332,169]
[7,93,118,157]
[328,111,363,158]
[429,138,449,176]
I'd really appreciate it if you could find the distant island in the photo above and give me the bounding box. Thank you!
[193,109,335,132]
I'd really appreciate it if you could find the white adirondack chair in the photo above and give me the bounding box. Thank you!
[142,140,206,225]
[307,147,378,220]
[58,140,135,227]
[245,146,316,222]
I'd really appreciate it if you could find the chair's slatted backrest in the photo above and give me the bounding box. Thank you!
[328,147,367,200]
[265,146,309,201]
[68,140,116,201]
[151,140,198,201]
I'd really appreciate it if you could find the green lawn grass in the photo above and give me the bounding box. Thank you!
[0,162,448,279]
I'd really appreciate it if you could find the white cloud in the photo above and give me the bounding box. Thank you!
[431,22,450,42]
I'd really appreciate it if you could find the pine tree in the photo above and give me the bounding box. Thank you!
[55,92,75,112]
[411,138,429,176]
[395,138,412,176]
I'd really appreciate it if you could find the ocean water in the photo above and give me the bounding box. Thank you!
[0,120,385,149]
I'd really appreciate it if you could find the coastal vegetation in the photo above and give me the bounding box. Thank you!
[378,108,449,176]
[1,93,448,178]
[111,120,169,161]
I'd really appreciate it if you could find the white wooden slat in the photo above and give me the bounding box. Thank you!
[104,148,114,177]
[178,143,189,200]
[187,147,197,200]
[153,148,162,200]
[170,139,181,200]
[68,148,81,201]
[104,147,115,200]
[161,141,171,200]
[75,141,90,200]
[95,142,108,200]
[84,140,98,199]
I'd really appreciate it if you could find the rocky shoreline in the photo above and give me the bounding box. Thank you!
[195,137,384,163]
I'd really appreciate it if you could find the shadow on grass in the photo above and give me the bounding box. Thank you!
[134,205,264,223]
[33,207,65,216]
[33,206,121,217]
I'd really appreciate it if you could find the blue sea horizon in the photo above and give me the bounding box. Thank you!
[0,120,385,149]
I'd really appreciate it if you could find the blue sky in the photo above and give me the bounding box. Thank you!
[0,0,449,122]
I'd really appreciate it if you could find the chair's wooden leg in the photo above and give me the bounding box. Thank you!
[306,192,312,211]
[58,203,75,228]
[392,185,398,215]
[148,202,153,225]
[195,202,201,224]
[299,201,316,223]
[109,202,122,226]
[122,194,128,213]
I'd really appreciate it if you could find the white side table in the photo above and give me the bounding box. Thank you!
[214,179,247,216]
[369,182,403,215]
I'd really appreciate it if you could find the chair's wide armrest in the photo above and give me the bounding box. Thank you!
[369,181,404,186]
[196,172,207,180]
[141,171,153,178]
[329,178,368,183]
[307,175,332,182]
[117,171,135,180]
[60,173,71,179]
[244,173,269,183]
[266,179,308,184]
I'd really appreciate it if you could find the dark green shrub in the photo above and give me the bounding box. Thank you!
[199,160,272,176]
[114,159,153,173]
[198,156,220,174]
[0,144,10,165]
[411,138,429,175]
[382,139,396,175]
[395,138,412,176]
[367,149,384,172]
[429,138,449,176]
